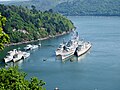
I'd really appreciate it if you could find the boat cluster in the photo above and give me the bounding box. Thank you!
[55,31,92,60]
[4,43,41,63]
[4,49,30,63]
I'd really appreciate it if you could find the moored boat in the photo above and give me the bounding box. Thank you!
[55,30,92,60]
[24,44,39,51]
[60,39,79,60]
[22,52,30,59]
[12,51,24,62]
[12,51,30,62]
[55,31,79,60]
[75,42,92,56]
[24,44,33,51]
[4,49,18,63]
[31,45,38,50]
[4,49,30,63]
[55,43,66,56]
[4,55,13,63]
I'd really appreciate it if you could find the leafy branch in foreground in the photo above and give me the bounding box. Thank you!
[0,13,10,50]
[0,66,46,90]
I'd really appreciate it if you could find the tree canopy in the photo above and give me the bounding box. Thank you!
[0,4,74,43]
[0,66,46,90]
[54,0,120,16]
[0,13,9,50]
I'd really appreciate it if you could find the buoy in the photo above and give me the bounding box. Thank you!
[43,59,47,61]
[54,87,59,90]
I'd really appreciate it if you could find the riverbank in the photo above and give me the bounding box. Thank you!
[5,31,71,47]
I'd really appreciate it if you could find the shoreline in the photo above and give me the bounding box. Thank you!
[5,31,71,47]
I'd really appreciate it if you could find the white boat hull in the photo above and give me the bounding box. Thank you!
[75,43,92,56]
[13,53,23,62]
[61,52,74,60]
[4,56,13,63]
[32,45,38,50]
[23,52,30,59]
[55,50,63,56]
[61,49,75,60]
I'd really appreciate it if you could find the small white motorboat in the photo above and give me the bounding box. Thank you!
[4,55,13,63]
[24,44,33,50]
[24,44,38,50]
[23,52,30,59]
[4,49,18,63]
[12,52,23,62]
[31,45,38,50]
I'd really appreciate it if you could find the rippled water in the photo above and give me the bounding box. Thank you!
[0,16,120,90]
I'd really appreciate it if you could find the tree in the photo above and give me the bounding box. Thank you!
[48,9,53,13]
[0,4,74,43]
[31,5,37,14]
[0,66,46,90]
[0,13,10,51]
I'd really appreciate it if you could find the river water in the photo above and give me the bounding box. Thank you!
[0,16,120,90]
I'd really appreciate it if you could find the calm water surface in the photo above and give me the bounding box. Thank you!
[0,16,120,90]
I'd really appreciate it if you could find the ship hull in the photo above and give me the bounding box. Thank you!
[75,43,92,56]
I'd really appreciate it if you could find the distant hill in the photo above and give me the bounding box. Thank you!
[54,0,120,16]
[0,0,71,11]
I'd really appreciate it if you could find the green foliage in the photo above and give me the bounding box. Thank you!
[0,13,10,50]
[0,4,74,43]
[0,66,46,90]
[54,0,120,16]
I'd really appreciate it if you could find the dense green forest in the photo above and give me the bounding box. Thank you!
[0,4,74,43]
[0,66,46,90]
[54,0,120,16]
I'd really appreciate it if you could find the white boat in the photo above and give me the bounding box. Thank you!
[24,44,39,50]
[61,49,75,60]
[38,43,41,47]
[60,39,79,60]
[12,51,24,62]
[24,44,33,50]
[4,55,13,63]
[32,45,39,50]
[55,31,79,60]
[4,49,18,63]
[23,52,30,59]
[55,30,92,60]
[8,49,18,55]
[4,49,30,63]
[55,43,65,56]
[55,38,67,56]
[75,42,92,56]
[38,42,41,47]
[12,51,30,62]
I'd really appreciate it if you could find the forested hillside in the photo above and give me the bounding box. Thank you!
[54,0,120,16]
[0,0,70,11]
[0,4,74,43]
